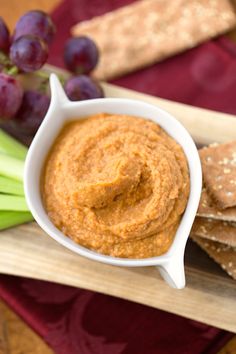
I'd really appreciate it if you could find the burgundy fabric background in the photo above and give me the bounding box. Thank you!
[49,0,236,114]
[1,0,236,353]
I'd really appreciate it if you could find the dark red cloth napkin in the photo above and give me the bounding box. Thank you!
[0,275,233,354]
[48,0,236,115]
[1,0,236,353]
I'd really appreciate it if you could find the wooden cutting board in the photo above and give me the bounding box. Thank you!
[1,76,236,333]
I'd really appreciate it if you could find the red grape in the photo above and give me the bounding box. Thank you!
[10,35,48,72]
[64,75,104,101]
[0,17,10,53]
[0,73,23,119]
[64,37,99,75]
[14,90,50,135]
[13,10,56,45]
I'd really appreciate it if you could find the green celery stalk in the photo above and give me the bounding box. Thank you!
[0,131,32,230]
[0,129,27,160]
[0,153,24,182]
[0,194,29,211]
[0,210,33,230]
[0,175,24,196]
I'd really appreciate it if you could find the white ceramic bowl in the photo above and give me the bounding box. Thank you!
[24,74,202,289]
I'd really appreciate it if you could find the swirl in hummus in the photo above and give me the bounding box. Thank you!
[42,113,190,258]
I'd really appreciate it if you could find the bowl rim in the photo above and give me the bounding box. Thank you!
[24,81,202,268]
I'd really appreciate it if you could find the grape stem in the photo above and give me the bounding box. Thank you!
[34,69,66,94]
[7,66,19,76]
[0,51,11,66]
[0,50,66,91]
[0,51,19,76]
[35,69,65,85]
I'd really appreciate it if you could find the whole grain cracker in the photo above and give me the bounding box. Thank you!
[199,141,236,209]
[191,217,236,247]
[72,0,236,80]
[191,234,236,280]
[197,188,236,222]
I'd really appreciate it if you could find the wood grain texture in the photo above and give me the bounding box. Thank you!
[227,0,236,42]
[1,223,236,333]
[0,300,53,354]
[0,310,7,354]
[47,63,236,145]
[1,81,236,334]
[0,3,59,354]
[0,0,61,31]
[1,0,236,350]
[218,336,236,354]
[102,82,236,145]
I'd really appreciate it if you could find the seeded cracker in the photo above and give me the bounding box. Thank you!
[191,235,236,280]
[72,0,236,80]
[197,188,236,222]
[199,141,236,209]
[191,217,236,247]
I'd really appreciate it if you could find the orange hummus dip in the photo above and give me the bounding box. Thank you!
[42,114,190,258]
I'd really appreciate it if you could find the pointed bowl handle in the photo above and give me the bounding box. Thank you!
[158,256,185,289]
[50,73,69,107]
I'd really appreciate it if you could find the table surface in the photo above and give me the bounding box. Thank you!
[0,1,59,353]
[0,0,236,353]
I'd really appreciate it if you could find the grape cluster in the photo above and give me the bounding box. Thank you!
[0,11,103,140]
